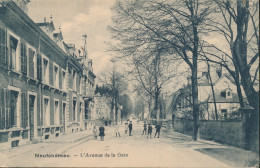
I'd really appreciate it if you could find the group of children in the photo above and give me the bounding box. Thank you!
[92,121,161,141]
[142,122,161,139]
[92,125,105,141]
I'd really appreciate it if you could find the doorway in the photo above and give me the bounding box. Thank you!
[29,95,35,141]
[62,103,66,133]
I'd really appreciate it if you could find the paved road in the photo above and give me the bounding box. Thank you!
[0,124,258,167]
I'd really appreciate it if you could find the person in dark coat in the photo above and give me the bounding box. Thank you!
[128,121,133,136]
[172,113,175,125]
[154,123,161,138]
[99,125,105,141]
[142,122,147,135]
[147,123,152,139]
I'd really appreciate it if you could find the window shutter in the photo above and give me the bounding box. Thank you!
[0,26,7,66]
[5,89,11,129]
[20,43,27,75]
[60,103,62,125]
[37,53,42,81]
[0,89,5,129]
[29,49,34,78]
[21,92,27,128]
[49,61,53,86]
[59,68,62,89]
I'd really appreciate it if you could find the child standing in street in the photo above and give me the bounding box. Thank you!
[99,125,105,141]
[142,122,147,135]
[128,121,133,136]
[114,124,121,137]
[124,122,128,134]
[147,123,152,139]
[93,126,97,140]
[154,123,161,138]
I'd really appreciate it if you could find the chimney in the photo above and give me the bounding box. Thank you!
[44,17,46,23]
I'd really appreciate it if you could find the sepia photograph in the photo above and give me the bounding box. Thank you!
[0,0,259,167]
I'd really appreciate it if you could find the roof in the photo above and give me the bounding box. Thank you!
[198,75,210,86]
[214,73,235,86]
[66,43,75,48]
[53,31,63,40]
[36,21,55,31]
[207,91,240,103]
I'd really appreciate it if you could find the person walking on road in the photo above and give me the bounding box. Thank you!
[124,122,128,134]
[154,123,161,138]
[99,125,105,141]
[93,126,97,140]
[142,122,147,135]
[147,123,152,139]
[128,121,133,136]
[114,124,120,137]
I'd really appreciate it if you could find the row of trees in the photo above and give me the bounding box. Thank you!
[96,63,133,123]
[108,0,259,141]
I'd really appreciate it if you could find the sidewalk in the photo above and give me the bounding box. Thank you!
[163,128,259,167]
[44,129,93,143]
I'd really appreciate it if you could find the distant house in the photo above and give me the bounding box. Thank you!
[166,72,244,121]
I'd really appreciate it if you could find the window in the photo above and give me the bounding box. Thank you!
[73,71,76,91]
[10,36,18,71]
[43,58,49,84]
[20,43,27,74]
[54,100,59,125]
[28,48,36,78]
[54,65,59,88]
[79,77,82,94]
[10,90,19,127]
[0,26,7,65]
[227,92,230,96]
[221,109,227,120]
[62,71,66,90]
[43,98,50,126]
[73,99,76,121]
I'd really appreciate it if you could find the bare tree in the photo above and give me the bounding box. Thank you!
[98,62,128,124]
[208,0,259,111]
[108,0,215,140]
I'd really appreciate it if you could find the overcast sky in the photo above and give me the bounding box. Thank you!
[28,0,116,76]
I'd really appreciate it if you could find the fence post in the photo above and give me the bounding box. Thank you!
[240,106,254,150]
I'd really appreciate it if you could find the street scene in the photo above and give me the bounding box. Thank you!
[0,0,259,167]
[0,121,259,167]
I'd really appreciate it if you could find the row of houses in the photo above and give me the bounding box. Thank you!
[0,0,96,149]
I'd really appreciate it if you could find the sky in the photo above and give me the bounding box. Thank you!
[28,0,116,76]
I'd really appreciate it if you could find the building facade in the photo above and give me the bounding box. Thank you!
[0,0,95,149]
[166,72,244,121]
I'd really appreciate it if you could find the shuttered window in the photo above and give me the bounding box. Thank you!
[0,26,7,66]
[10,36,18,70]
[37,53,42,81]
[21,92,28,128]
[28,48,35,78]
[5,89,11,129]
[20,43,27,74]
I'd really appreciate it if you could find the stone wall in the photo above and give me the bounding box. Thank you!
[199,120,244,147]
[174,119,244,148]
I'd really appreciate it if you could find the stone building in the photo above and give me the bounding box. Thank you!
[0,0,95,149]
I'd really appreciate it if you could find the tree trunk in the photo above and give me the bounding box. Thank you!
[191,14,199,141]
[207,60,218,120]
[191,65,199,141]
[154,93,160,122]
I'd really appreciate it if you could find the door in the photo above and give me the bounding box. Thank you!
[29,95,35,141]
[62,103,66,133]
